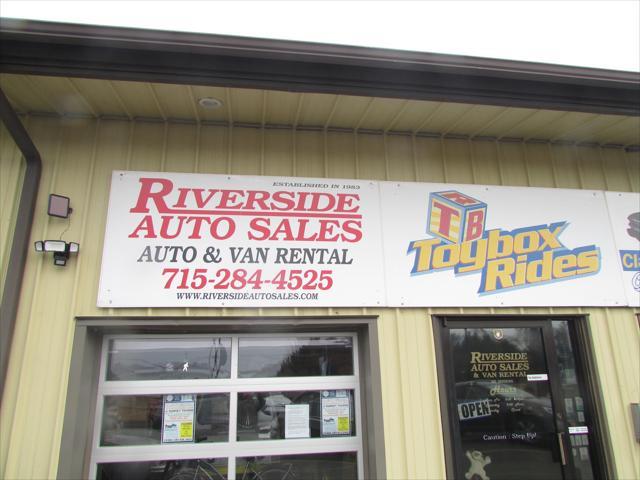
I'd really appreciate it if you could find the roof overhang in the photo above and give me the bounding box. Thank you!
[1,19,639,116]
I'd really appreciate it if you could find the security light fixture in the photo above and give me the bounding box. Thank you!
[37,193,80,266]
[34,240,79,266]
[48,194,72,218]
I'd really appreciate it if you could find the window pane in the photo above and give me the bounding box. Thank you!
[449,328,561,480]
[238,337,353,378]
[107,338,231,381]
[97,458,228,480]
[237,452,357,480]
[237,390,355,441]
[101,393,229,446]
[552,321,596,480]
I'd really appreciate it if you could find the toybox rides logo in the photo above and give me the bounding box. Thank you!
[407,191,601,294]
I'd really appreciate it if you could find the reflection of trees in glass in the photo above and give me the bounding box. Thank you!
[101,395,161,446]
[239,338,353,378]
[551,321,575,381]
[276,344,348,377]
[108,339,230,380]
[276,345,303,376]
[237,390,353,440]
[238,453,357,480]
[98,458,228,480]
[102,394,230,446]
[208,338,228,378]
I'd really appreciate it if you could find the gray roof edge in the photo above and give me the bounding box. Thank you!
[2,18,639,87]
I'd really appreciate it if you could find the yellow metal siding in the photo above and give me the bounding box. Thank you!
[588,308,640,480]
[0,116,638,479]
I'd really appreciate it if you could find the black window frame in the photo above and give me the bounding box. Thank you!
[433,314,614,480]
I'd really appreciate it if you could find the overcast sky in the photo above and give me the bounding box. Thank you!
[2,0,639,72]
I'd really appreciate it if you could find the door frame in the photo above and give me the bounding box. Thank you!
[433,314,613,480]
[58,316,387,480]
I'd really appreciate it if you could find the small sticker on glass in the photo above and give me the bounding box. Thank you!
[569,426,589,435]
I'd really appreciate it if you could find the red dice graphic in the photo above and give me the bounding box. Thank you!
[428,191,487,243]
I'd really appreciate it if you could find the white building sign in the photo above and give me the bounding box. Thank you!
[381,182,625,307]
[99,172,633,308]
[605,192,640,307]
[98,171,385,307]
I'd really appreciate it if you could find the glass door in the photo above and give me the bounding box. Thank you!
[440,319,598,480]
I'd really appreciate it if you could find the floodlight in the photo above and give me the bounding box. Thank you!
[34,240,80,266]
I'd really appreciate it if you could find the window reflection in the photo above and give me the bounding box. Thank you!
[449,327,562,480]
[237,390,355,441]
[237,452,357,480]
[97,458,228,480]
[552,321,595,480]
[107,338,231,380]
[101,393,229,446]
[238,337,353,378]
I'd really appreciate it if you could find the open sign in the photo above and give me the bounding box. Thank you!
[458,399,492,421]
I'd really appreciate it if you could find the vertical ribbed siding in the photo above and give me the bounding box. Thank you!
[0,117,638,479]
[589,308,640,479]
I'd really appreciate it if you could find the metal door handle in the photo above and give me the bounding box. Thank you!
[557,432,567,466]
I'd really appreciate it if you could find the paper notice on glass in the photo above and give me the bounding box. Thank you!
[285,404,310,438]
[162,394,195,443]
[321,390,351,436]
[569,426,589,435]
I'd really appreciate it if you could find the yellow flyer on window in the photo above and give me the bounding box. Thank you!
[162,394,195,443]
[321,390,351,436]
